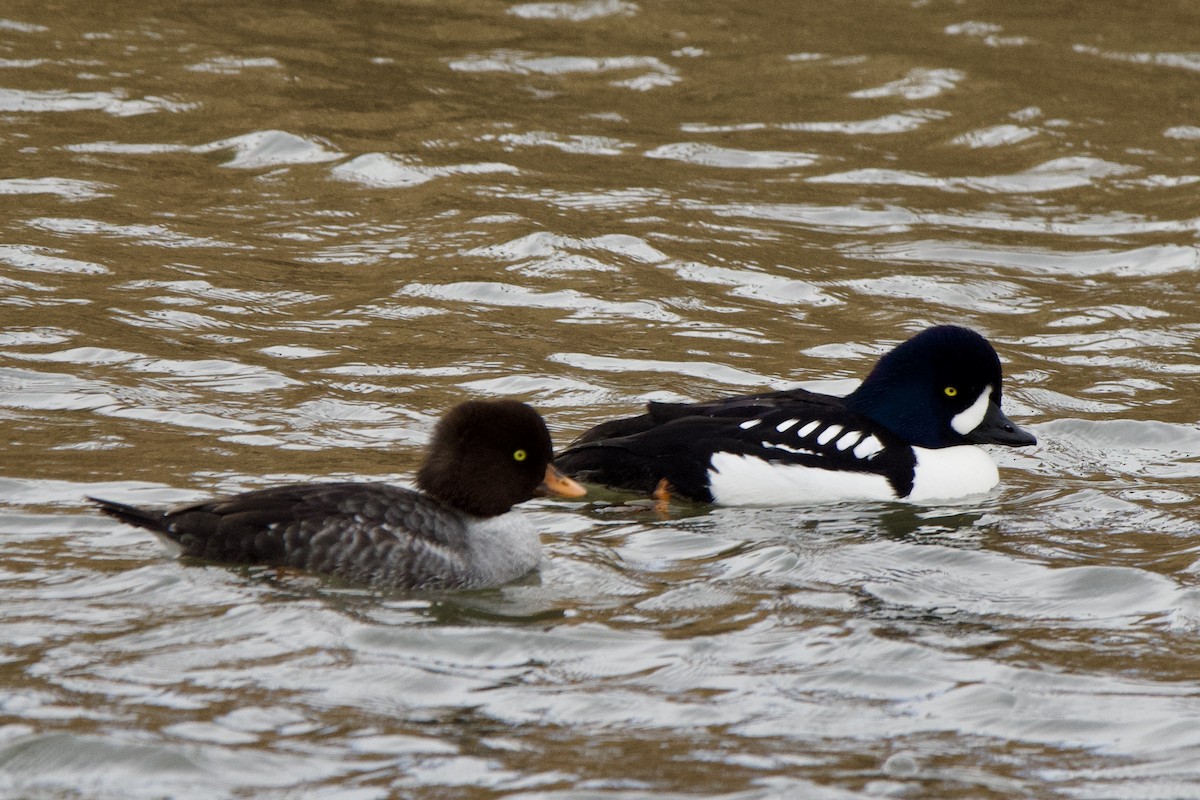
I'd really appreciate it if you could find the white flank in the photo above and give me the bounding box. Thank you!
[951,384,992,435]
[907,446,999,501]
[707,444,1000,506]
[708,452,895,505]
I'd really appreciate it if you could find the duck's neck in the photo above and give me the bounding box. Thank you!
[845,380,945,449]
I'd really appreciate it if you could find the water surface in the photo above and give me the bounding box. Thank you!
[3,1,1200,797]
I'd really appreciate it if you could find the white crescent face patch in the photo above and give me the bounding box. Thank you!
[950,384,992,435]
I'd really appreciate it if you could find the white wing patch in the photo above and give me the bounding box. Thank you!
[797,420,821,437]
[761,440,817,456]
[751,416,884,462]
[834,431,861,451]
[816,424,843,445]
[852,435,884,460]
[951,384,992,435]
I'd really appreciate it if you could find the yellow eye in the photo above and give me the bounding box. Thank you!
[513,449,527,462]
[944,386,958,397]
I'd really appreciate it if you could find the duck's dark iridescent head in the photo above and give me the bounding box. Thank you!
[845,325,1036,449]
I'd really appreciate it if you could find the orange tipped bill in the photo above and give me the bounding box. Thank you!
[541,463,586,498]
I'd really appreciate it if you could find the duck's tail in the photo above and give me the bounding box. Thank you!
[88,496,166,532]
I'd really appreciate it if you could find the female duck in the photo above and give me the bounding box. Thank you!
[93,400,586,590]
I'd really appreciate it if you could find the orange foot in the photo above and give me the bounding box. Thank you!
[653,478,672,517]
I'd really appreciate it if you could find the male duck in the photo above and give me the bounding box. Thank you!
[555,325,1036,505]
[92,400,586,590]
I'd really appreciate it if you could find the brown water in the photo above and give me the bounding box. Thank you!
[3,0,1200,797]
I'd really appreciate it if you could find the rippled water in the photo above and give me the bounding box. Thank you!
[3,1,1200,797]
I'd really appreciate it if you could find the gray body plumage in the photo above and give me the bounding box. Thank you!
[90,399,584,591]
[94,482,542,590]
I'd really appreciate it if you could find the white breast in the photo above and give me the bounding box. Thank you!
[461,511,544,586]
[907,445,999,502]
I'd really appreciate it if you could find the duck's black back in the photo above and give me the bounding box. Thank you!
[568,388,824,445]
[556,388,906,501]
